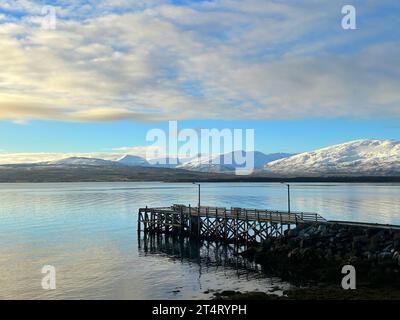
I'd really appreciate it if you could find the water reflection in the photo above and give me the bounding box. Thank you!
[138,233,264,281]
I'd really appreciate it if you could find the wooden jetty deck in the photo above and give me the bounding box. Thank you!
[138,204,327,243]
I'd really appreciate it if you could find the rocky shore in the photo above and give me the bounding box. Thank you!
[213,287,400,300]
[241,222,400,287]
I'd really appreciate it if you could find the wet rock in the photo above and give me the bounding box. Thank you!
[215,290,241,297]
[353,235,369,244]
[383,244,393,252]
[378,252,392,260]
[298,229,307,237]
[347,256,359,265]
[393,251,399,261]
[245,222,400,287]
[368,252,377,261]
[288,229,298,237]
[300,238,312,249]
[336,231,348,238]
[393,232,400,241]
[287,237,298,248]
[369,236,381,251]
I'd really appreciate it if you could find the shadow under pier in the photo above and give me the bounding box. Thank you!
[137,232,262,275]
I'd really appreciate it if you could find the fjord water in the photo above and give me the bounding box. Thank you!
[0,182,399,299]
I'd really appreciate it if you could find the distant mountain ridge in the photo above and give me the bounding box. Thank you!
[37,150,293,173]
[177,151,293,172]
[1,140,399,177]
[117,155,149,166]
[46,157,119,167]
[264,139,400,176]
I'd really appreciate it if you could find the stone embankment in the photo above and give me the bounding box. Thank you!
[242,222,400,286]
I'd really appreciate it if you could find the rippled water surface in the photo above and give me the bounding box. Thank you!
[0,182,399,299]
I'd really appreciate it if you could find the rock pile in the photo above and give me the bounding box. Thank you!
[243,223,400,286]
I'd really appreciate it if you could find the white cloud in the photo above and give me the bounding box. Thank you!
[0,151,121,164]
[0,0,399,123]
[0,143,195,164]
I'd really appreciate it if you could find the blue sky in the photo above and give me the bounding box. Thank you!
[0,0,399,159]
[1,118,399,155]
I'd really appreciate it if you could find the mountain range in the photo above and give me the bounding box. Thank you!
[35,151,293,172]
[175,151,293,172]
[0,139,399,181]
[264,139,400,176]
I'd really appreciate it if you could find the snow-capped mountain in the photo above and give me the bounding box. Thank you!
[47,157,118,166]
[117,155,149,166]
[177,151,293,172]
[147,157,182,168]
[264,139,400,176]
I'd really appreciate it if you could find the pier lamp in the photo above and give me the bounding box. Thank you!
[192,182,201,209]
[281,182,291,213]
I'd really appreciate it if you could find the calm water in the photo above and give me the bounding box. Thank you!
[0,182,399,299]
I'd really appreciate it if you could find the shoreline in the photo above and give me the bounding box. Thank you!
[230,222,400,299]
[253,224,398,283]
[213,286,400,300]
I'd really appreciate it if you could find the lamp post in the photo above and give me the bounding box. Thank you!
[281,182,291,213]
[192,182,201,209]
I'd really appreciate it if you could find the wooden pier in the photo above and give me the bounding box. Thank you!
[138,204,327,244]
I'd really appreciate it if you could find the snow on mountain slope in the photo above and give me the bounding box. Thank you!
[147,157,196,168]
[117,155,149,166]
[47,157,118,166]
[177,151,292,172]
[264,140,400,176]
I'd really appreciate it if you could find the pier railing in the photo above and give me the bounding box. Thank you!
[164,204,327,224]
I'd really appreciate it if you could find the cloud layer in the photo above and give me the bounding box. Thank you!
[0,0,399,123]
